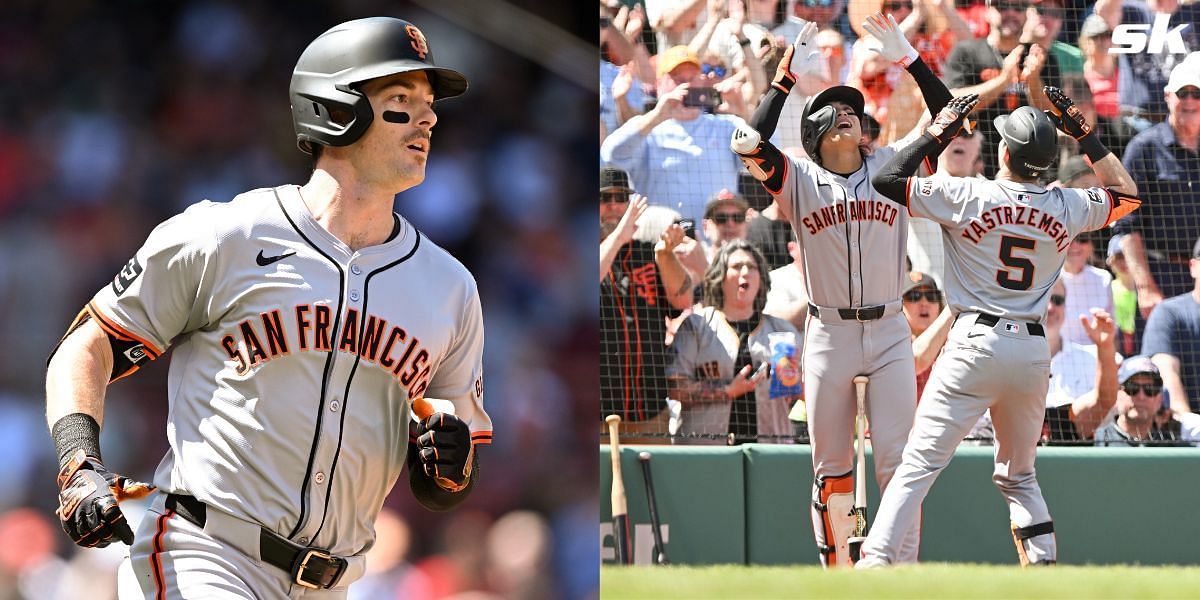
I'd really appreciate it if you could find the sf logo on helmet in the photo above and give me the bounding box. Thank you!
[406,25,429,59]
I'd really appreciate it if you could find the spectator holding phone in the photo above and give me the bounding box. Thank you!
[601,45,746,236]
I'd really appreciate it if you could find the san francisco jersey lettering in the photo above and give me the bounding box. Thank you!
[87,185,491,556]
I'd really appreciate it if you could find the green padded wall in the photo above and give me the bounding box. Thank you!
[600,445,1200,565]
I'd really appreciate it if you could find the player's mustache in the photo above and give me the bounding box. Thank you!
[401,131,432,148]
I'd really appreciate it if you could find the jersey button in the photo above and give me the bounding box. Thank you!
[299,537,309,545]
[330,400,340,412]
[351,264,362,275]
[350,290,360,302]
[315,472,326,484]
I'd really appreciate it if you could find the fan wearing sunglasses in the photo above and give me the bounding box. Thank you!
[701,189,751,263]
[1094,356,1200,447]
[901,272,953,401]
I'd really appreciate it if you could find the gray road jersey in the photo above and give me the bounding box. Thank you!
[777,146,909,308]
[907,177,1114,321]
[89,185,491,556]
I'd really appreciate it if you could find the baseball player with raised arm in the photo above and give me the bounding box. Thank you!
[731,14,952,567]
[856,86,1141,568]
[45,18,491,597]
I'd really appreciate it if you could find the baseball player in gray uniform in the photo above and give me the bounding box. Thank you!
[856,87,1141,567]
[730,14,952,566]
[45,18,491,597]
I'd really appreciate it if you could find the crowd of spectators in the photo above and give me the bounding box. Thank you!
[0,1,598,598]
[599,0,1200,447]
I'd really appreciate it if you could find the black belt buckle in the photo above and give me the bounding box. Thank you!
[291,548,347,590]
[839,306,884,322]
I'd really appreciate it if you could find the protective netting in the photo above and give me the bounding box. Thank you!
[600,0,1200,446]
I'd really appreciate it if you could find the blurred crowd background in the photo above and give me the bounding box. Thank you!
[0,1,598,598]
[599,0,1200,446]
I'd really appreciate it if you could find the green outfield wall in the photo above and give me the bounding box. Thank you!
[599,444,1200,566]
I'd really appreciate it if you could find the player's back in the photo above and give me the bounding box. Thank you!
[909,177,1114,321]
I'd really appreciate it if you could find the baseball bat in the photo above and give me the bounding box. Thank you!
[606,414,631,565]
[638,451,669,565]
[848,376,869,563]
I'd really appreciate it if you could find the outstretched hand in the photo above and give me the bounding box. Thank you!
[1044,85,1092,140]
[773,20,821,91]
[612,194,647,246]
[1080,307,1116,348]
[926,93,979,143]
[861,12,919,66]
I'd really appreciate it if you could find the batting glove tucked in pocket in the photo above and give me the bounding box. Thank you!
[414,413,475,493]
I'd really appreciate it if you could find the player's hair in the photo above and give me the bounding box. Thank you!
[701,240,772,313]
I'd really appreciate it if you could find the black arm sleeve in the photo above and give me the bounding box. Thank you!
[905,57,952,117]
[749,85,789,139]
[872,132,947,205]
[408,442,478,511]
[739,86,790,195]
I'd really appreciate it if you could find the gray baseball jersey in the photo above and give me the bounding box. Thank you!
[90,185,491,570]
[860,177,1119,567]
[906,178,1114,320]
[666,306,801,442]
[779,146,909,308]
[773,141,924,564]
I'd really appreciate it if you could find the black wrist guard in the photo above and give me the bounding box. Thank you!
[1079,134,1110,164]
[52,412,103,468]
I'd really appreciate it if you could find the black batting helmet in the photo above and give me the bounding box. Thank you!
[993,106,1058,180]
[801,86,866,160]
[289,17,469,154]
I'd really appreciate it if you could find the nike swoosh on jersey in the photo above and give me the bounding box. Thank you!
[256,250,296,266]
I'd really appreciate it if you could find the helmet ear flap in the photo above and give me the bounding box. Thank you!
[802,104,838,160]
[292,82,376,154]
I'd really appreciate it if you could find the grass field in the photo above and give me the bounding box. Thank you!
[601,564,1200,599]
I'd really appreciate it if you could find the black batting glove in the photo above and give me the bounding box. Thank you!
[926,93,979,144]
[1044,86,1092,140]
[415,413,475,493]
[56,450,155,548]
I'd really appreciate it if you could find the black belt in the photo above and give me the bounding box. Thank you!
[808,304,886,322]
[969,312,1044,337]
[165,494,347,590]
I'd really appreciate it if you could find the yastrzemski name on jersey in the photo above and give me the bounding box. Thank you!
[954,198,1071,250]
[220,304,433,397]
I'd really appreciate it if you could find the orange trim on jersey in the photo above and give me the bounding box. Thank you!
[766,158,790,197]
[471,431,493,445]
[1104,187,1142,226]
[151,509,174,600]
[110,364,143,384]
[905,177,916,218]
[87,303,163,358]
